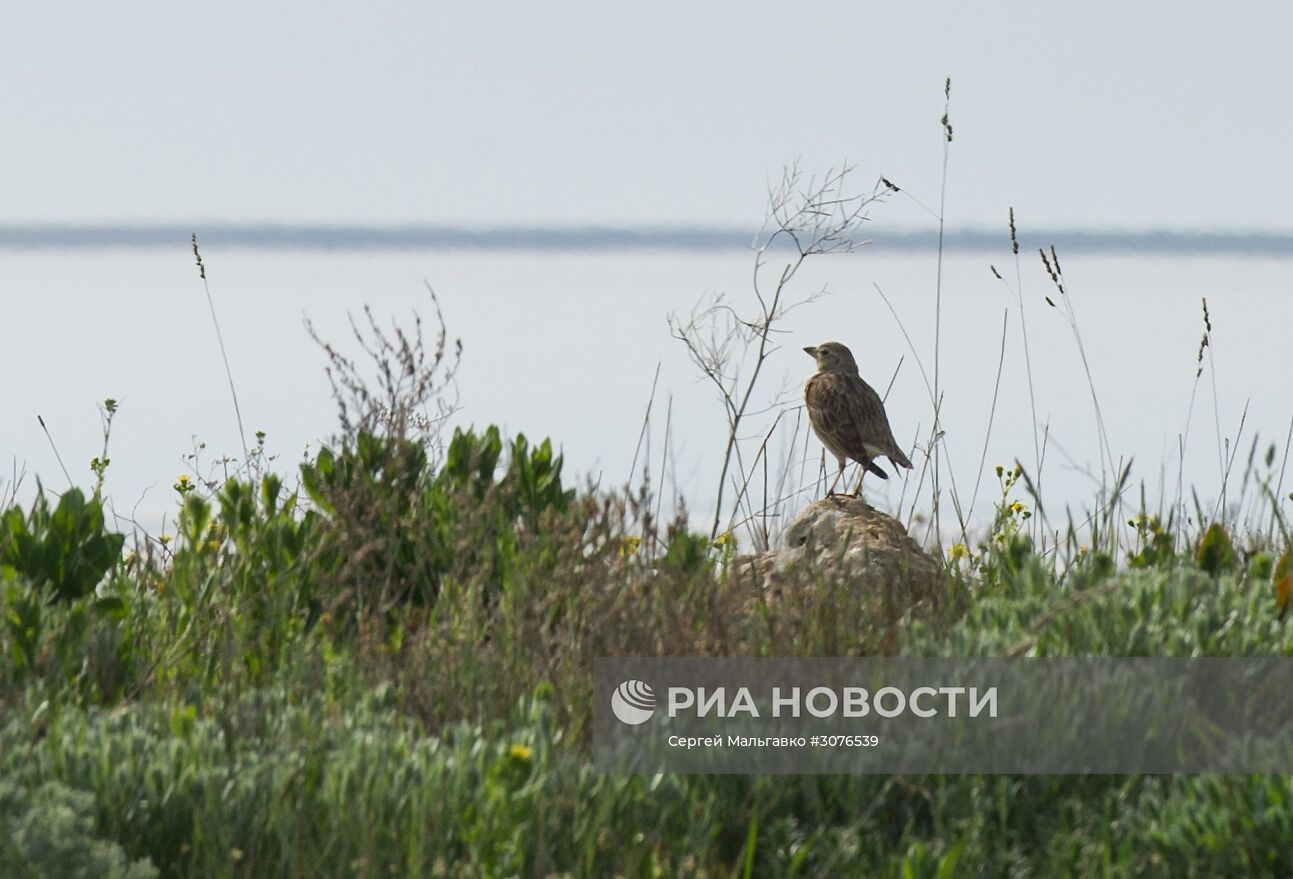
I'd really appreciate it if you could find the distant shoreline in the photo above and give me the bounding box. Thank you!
[3,223,1293,255]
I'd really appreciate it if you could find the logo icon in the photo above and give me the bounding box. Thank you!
[611,679,656,725]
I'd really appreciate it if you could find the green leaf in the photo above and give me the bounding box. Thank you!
[740,813,758,879]
[936,841,965,879]
[1195,523,1235,575]
[94,595,126,615]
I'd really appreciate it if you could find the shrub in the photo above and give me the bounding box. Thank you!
[0,488,124,603]
[299,426,574,613]
[0,779,157,879]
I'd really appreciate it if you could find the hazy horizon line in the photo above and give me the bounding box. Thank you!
[4,223,1293,256]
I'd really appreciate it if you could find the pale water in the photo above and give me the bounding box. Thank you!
[3,245,1291,544]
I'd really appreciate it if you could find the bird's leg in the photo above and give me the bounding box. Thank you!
[827,461,845,496]
[849,463,867,498]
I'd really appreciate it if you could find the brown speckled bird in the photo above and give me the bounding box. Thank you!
[804,341,912,496]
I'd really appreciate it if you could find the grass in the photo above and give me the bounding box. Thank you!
[4,92,1293,877]
[2,445,1291,876]
[2,302,1292,876]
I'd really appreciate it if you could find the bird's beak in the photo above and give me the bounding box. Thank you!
[803,346,817,358]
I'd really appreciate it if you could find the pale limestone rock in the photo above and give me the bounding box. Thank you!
[731,496,943,606]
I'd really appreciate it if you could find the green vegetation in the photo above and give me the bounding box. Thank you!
[2,396,1292,877]
[4,153,1291,875]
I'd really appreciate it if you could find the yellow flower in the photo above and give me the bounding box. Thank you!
[1078,545,1090,556]
[1009,502,1027,515]
[712,531,735,549]
[508,743,533,762]
[173,474,194,494]
[948,543,969,561]
[620,535,642,557]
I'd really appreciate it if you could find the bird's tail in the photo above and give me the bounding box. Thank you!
[889,447,913,470]
[865,459,889,480]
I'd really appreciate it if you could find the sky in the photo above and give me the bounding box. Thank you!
[3,2,1291,231]
[4,4,1292,538]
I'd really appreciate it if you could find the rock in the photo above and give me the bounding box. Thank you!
[730,496,944,609]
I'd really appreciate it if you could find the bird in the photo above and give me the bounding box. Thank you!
[803,341,912,497]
